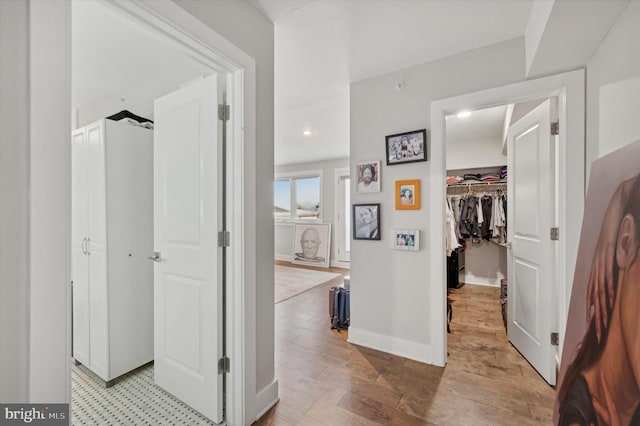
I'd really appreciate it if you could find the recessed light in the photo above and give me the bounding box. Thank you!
[457,111,471,118]
[303,130,311,136]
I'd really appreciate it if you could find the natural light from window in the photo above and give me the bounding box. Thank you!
[274,175,321,221]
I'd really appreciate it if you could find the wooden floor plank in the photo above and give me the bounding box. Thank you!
[254,264,555,425]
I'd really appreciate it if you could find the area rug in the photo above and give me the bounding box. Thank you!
[275,265,341,304]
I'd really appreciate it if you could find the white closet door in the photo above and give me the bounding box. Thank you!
[86,121,109,379]
[507,99,557,385]
[71,128,90,365]
[153,74,223,423]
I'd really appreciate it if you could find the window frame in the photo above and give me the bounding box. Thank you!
[274,169,323,223]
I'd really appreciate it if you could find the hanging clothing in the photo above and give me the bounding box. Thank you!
[445,197,461,256]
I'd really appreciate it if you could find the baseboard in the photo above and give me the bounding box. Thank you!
[348,327,432,365]
[330,259,350,269]
[463,273,501,287]
[253,379,279,422]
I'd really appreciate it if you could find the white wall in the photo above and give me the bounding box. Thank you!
[446,136,506,170]
[586,1,640,179]
[0,0,30,402]
[463,242,507,287]
[172,0,277,420]
[76,60,211,127]
[275,157,349,265]
[349,38,525,363]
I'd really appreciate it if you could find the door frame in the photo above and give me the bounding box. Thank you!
[429,69,585,367]
[29,0,255,423]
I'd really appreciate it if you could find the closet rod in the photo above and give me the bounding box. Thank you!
[446,181,507,194]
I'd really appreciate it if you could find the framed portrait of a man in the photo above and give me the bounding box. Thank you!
[291,223,331,268]
[356,160,381,193]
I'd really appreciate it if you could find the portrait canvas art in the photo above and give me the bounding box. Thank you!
[385,129,427,165]
[554,140,640,426]
[356,160,381,193]
[353,204,381,240]
[291,223,331,268]
[395,179,421,210]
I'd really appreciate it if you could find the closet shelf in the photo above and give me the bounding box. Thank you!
[446,180,507,188]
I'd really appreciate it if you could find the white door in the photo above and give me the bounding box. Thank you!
[335,170,351,263]
[153,74,223,423]
[71,128,90,365]
[507,99,557,385]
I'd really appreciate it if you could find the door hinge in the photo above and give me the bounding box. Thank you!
[551,332,559,346]
[550,121,559,136]
[218,231,231,247]
[218,104,230,121]
[550,227,559,241]
[218,356,230,374]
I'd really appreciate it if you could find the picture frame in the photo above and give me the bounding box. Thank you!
[352,203,381,240]
[393,229,420,251]
[355,160,381,193]
[395,179,421,210]
[291,223,331,268]
[385,129,427,165]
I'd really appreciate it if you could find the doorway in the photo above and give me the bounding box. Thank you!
[429,69,586,374]
[69,1,246,424]
[444,99,555,385]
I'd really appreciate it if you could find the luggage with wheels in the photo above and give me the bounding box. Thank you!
[330,286,350,330]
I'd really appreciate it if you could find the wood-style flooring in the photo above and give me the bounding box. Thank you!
[256,267,555,425]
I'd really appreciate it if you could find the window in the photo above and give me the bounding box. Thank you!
[274,172,322,221]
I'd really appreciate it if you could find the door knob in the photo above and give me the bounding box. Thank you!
[148,252,162,262]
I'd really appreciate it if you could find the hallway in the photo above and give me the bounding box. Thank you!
[256,281,555,425]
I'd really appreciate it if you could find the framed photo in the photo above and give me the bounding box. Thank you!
[385,129,427,165]
[395,179,420,210]
[291,223,331,268]
[393,229,420,251]
[356,160,381,193]
[353,203,381,240]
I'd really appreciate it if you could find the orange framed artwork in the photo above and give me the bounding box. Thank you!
[395,179,420,210]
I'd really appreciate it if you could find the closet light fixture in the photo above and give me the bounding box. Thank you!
[303,130,312,136]
[457,111,471,118]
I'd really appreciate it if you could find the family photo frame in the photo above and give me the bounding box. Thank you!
[352,203,381,240]
[355,160,381,193]
[291,222,331,268]
[395,179,420,210]
[385,129,427,165]
[393,229,420,251]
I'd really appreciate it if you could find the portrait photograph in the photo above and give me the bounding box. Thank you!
[554,140,640,425]
[395,179,421,210]
[385,129,427,165]
[393,229,420,251]
[356,160,381,193]
[353,204,381,240]
[291,223,331,268]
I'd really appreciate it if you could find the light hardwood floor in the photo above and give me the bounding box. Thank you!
[256,267,555,425]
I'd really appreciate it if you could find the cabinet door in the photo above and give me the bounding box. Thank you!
[86,121,109,379]
[71,128,90,365]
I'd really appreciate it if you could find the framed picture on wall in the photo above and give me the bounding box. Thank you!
[393,229,420,251]
[291,223,331,268]
[353,203,381,240]
[385,129,427,165]
[395,179,420,210]
[355,160,381,193]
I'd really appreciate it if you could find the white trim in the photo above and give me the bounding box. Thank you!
[348,327,433,365]
[330,260,350,270]
[463,275,502,287]
[334,167,351,263]
[253,379,279,423]
[430,69,585,367]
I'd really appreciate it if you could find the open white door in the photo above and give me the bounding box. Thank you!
[153,74,223,423]
[507,98,557,385]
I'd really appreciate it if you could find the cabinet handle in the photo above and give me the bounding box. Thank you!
[86,238,91,255]
[82,237,87,255]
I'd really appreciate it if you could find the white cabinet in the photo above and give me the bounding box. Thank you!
[72,119,153,386]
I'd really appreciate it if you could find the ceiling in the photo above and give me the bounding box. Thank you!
[250,0,535,165]
[446,105,508,143]
[72,0,210,112]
